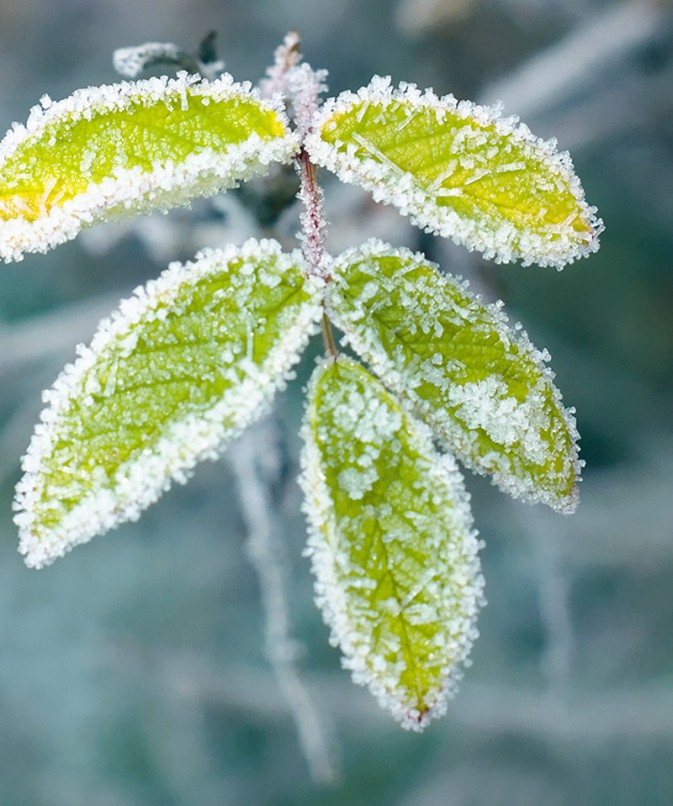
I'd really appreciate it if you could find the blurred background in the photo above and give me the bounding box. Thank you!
[1,0,672,803]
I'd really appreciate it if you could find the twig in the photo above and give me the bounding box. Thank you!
[481,0,665,119]
[229,421,340,784]
[0,291,122,373]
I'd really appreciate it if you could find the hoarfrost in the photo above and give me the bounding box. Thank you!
[0,75,298,262]
[113,42,184,79]
[328,239,582,512]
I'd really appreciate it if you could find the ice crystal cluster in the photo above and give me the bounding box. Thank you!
[0,34,601,730]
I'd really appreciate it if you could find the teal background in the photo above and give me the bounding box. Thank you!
[1,1,672,804]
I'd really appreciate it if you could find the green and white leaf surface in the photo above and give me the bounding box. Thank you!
[328,241,582,512]
[300,357,484,729]
[15,239,321,568]
[306,76,602,268]
[0,74,297,261]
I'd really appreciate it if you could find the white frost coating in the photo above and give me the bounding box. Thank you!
[260,33,328,140]
[0,74,299,262]
[14,239,322,568]
[327,239,582,512]
[283,62,329,140]
[449,377,549,464]
[299,358,485,730]
[305,76,603,269]
[260,31,303,99]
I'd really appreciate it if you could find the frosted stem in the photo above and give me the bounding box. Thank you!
[263,33,334,352]
[296,147,329,280]
[229,422,340,784]
[297,150,337,357]
[260,31,302,98]
[320,311,338,360]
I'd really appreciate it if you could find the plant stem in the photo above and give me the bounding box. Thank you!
[296,146,336,358]
[320,311,338,360]
[260,31,302,98]
[296,147,329,281]
[268,38,335,357]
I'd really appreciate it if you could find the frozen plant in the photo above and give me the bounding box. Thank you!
[0,32,602,730]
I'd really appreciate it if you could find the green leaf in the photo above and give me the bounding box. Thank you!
[15,239,321,568]
[306,77,602,268]
[0,74,297,262]
[300,357,483,729]
[328,240,582,512]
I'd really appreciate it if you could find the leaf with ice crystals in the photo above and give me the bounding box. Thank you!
[300,357,484,730]
[328,241,582,512]
[306,77,602,268]
[15,239,321,568]
[0,74,297,262]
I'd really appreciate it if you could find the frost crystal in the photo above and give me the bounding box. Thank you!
[113,41,226,82]
[14,239,321,568]
[300,357,484,729]
[113,42,183,79]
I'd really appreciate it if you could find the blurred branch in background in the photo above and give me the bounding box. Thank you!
[481,0,667,123]
[0,292,121,374]
[136,647,673,741]
[229,422,340,784]
[522,506,573,702]
[396,0,478,34]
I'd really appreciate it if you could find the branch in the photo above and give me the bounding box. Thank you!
[228,421,340,784]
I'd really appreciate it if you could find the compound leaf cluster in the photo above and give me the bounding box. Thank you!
[1,39,602,728]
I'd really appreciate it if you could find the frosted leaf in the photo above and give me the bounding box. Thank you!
[14,239,321,568]
[113,41,226,82]
[305,77,602,268]
[0,74,298,262]
[113,42,184,79]
[328,240,582,512]
[300,357,484,730]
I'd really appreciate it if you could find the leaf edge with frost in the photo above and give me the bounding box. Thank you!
[299,356,485,730]
[327,239,583,513]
